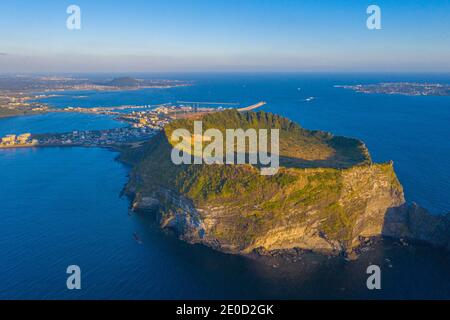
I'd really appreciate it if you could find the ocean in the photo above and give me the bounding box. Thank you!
[1,73,449,299]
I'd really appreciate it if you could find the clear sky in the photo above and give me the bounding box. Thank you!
[0,0,449,73]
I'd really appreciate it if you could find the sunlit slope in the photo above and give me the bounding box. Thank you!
[126,110,403,257]
[163,109,371,168]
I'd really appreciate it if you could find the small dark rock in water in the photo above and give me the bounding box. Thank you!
[133,232,143,244]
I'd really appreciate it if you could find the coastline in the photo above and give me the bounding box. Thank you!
[34,83,193,95]
[1,83,449,265]
[2,130,449,299]
[0,79,195,123]
[0,110,47,119]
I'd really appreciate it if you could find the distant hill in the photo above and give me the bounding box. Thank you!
[105,77,140,87]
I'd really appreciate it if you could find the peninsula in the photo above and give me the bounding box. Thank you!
[335,82,450,96]
[0,75,192,119]
[124,109,450,259]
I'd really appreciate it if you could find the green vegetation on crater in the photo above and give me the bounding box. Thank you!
[131,109,372,199]
[165,109,371,168]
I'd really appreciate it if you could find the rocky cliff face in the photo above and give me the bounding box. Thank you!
[383,203,450,250]
[132,187,206,242]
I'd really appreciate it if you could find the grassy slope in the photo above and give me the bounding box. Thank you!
[129,110,400,250]
[0,107,42,118]
[165,109,371,168]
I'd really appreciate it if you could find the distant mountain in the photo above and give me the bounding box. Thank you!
[105,77,140,87]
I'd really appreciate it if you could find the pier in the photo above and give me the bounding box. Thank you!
[237,101,266,112]
[176,101,240,106]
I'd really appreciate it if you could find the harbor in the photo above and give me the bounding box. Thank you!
[0,101,266,149]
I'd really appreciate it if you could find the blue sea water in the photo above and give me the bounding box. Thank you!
[1,73,449,299]
[0,112,126,136]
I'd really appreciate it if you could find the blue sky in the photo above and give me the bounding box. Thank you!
[0,0,449,72]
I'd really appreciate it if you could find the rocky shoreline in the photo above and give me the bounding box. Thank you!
[117,110,450,261]
[125,179,450,260]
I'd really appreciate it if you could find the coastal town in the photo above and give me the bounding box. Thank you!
[0,101,266,149]
[0,75,191,118]
[0,104,186,148]
[33,127,157,148]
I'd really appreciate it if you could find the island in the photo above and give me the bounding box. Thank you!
[122,109,450,259]
[335,82,450,96]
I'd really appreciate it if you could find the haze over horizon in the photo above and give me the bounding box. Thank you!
[1,0,449,73]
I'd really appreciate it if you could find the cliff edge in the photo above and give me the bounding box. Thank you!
[124,110,450,257]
